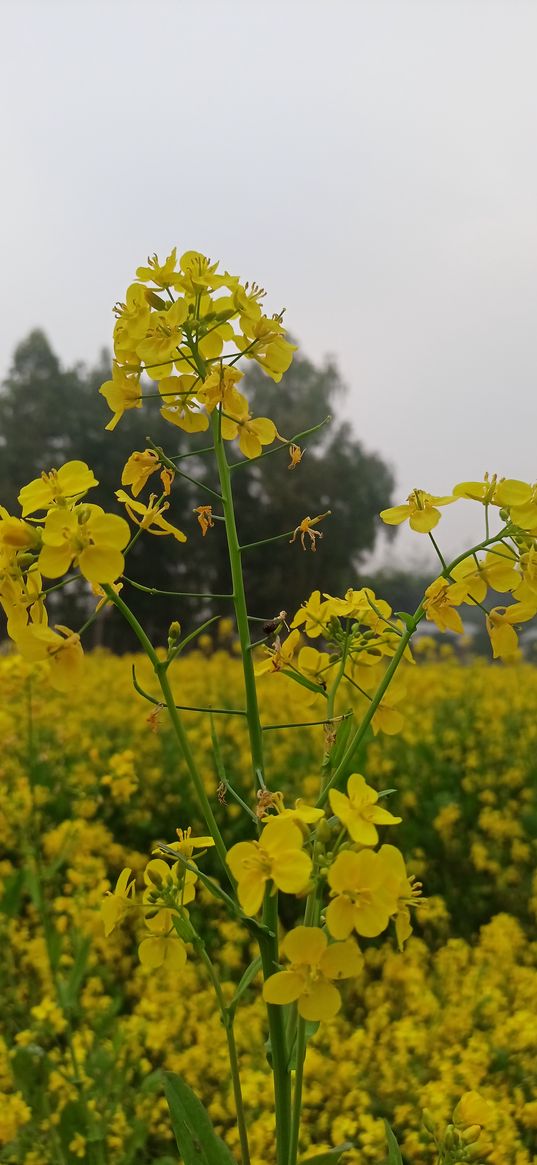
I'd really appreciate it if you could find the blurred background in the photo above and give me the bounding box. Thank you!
[1,0,536,646]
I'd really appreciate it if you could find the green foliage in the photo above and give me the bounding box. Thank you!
[164,1073,237,1165]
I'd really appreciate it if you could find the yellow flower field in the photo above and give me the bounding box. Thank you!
[0,646,536,1164]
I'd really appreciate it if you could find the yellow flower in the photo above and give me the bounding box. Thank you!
[453,474,531,507]
[514,546,537,603]
[197,366,245,414]
[453,1091,494,1128]
[486,602,536,660]
[38,504,130,584]
[422,577,465,634]
[450,547,520,604]
[227,818,312,915]
[136,247,179,287]
[99,363,142,430]
[164,826,216,860]
[101,868,137,937]
[329,774,401,847]
[0,510,41,555]
[138,931,188,971]
[220,398,277,460]
[326,848,399,939]
[377,845,423,950]
[159,375,210,433]
[194,506,214,536]
[121,450,161,497]
[263,926,362,1021]
[255,628,301,676]
[115,491,186,541]
[291,591,331,638]
[13,624,84,691]
[380,489,455,533]
[136,298,189,375]
[261,791,325,831]
[18,461,98,516]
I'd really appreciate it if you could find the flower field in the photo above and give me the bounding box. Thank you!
[1,644,536,1165]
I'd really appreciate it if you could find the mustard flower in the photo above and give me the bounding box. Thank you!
[121,450,161,497]
[450,547,520,604]
[453,1091,494,1129]
[326,848,399,939]
[220,398,277,460]
[115,491,186,541]
[291,591,331,638]
[227,818,312,915]
[135,298,189,375]
[13,624,84,692]
[422,577,465,634]
[101,867,137,937]
[380,489,455,533]
[38,504,130,584]
[452,474,532,508]
[377,844,423,950]
[99,363,142,430]
[263,926,363,1021]
[158,375,210,432]
[486,602,537,660]
[329,774,401,847]
[138,931,188,971]
[166,826,215,860]
[260,791,325,832]
[136,247,179,288]
[18,461,98,516]
[255,628,301,676]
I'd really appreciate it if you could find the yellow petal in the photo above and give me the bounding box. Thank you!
[325,896,355,940]
[283,925,326,966]
[263,970,304,1005]
[379,505,411,526]
[409,509,440,533]
[78,546,125,584]
[298,981,341,1022]
[319,939,363,980]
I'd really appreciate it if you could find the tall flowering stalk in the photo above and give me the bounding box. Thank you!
[2,248,536,1165]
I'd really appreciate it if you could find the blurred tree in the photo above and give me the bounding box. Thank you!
[0,334,395,646]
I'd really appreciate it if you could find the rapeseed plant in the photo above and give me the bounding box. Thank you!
[1,247,537,1164]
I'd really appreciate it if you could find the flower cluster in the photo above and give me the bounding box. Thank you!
[381,474,537,659]
[99,248,295,458]
[0,461,131,688]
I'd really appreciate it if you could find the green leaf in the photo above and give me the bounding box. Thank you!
[61,935,92,1009]
[282,667,329,696]
[163,1072,236,1165]
[384,1121,404,1164]
[288,1019,320,1068]
[0,869,26,916]
[300,1143,353,1164]
[228,954,262,1018]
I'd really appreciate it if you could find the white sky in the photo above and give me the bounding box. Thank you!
[1,0,536,564]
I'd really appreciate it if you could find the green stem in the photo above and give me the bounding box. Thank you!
[212,413,266,787]
[195,940,251,1165]
[103,587,230,880]
[240,527,298,553]
[259,890,291,1165]
[288,888,320,1165]
[228,415,332,470]
[123,575,234,600]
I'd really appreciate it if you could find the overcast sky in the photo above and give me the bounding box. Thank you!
[1,0,536,565]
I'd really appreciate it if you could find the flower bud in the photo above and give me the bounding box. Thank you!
[421,1109,437,1135]
[167,621,181,650]
[461,1125,482,1145]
